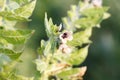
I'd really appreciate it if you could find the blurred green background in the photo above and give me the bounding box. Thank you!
[17,0,120,80]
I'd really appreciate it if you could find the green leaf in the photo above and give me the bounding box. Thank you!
[6,0,20,10]
[0,0,36,21]
[53,51,70,63]
[37,40,46,55]
[12,0,31,5]
[44,14,61,55]
[44,13,53,37]
[67,5,78,22]
[103,12,111,19]
[43,14,60,55]
[44,13,61,37]
[75,17,97,28]
[0,48,22,60]
[81,7,109,18]
[67,28,92,47]
[54,46,89,66]
[0,71,34,80]
[0,11,29,21]
[62,4,79,31]
[39,39,57,55]
[0,37,8,47]
[0,20,17,30]
[0,30,33,44]
[9,73,34,80]
[0,54,11,67]
[14,0,36,18]
[0,0,6,11]
[44,41,51,55]
[35,59,47,73]
[74,7,109,28]
[67,46,89,65]
[57,68,82,79]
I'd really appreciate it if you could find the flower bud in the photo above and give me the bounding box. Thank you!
[92,0,102,7]
[59,43,72,54]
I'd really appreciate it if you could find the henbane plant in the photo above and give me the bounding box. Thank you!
[0,0,110,80]
[35,0,110,80]
[0,0,36,79]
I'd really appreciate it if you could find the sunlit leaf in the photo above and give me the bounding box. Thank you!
[6,0,20,10]
[12,0,31,5]
[0,54,11,67]
[44,41,51,55]
[10,73,34,80]
[44,13,53,37]
[0,48,22,60]
[35,59,47,73]
[14,0,36,18]
[57,67,87,80]
[37,40,46,55]
[103,12,111,19]
[0,30,33,44]
[67,46,89,65]
[0,0,6,11]
[57,68,81,79]
[67,28,92,47]
[0,0,36,21]
[0,11,29,21]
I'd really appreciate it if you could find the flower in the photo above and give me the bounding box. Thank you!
[59,43,72,54]
[59,31,73,44]
[92,0,102,7]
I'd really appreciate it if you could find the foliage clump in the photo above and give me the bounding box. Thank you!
[0,0,110,80]
[0,0,36,79]
[35,0,110,80]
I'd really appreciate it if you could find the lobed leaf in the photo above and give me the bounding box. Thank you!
[44,13,53,37]
[0,11,29,21]
[0,29,33,44]
[0,54,11,67]
[67,28,92,47]
[57,67,84,80]
[14,0,36,18]
[12,0,31,5]
[43,41,51,55]
[0,48,22,60]
[35,59,47,73]
[0,0,36,21]
[10,74,34,80]
[44,13,61,37]
[57,68,80,78]
[75,7,108,28]
[67,46,89,65]
[0,0,6,11]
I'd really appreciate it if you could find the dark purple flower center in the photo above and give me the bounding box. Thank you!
[62,32,68,39]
